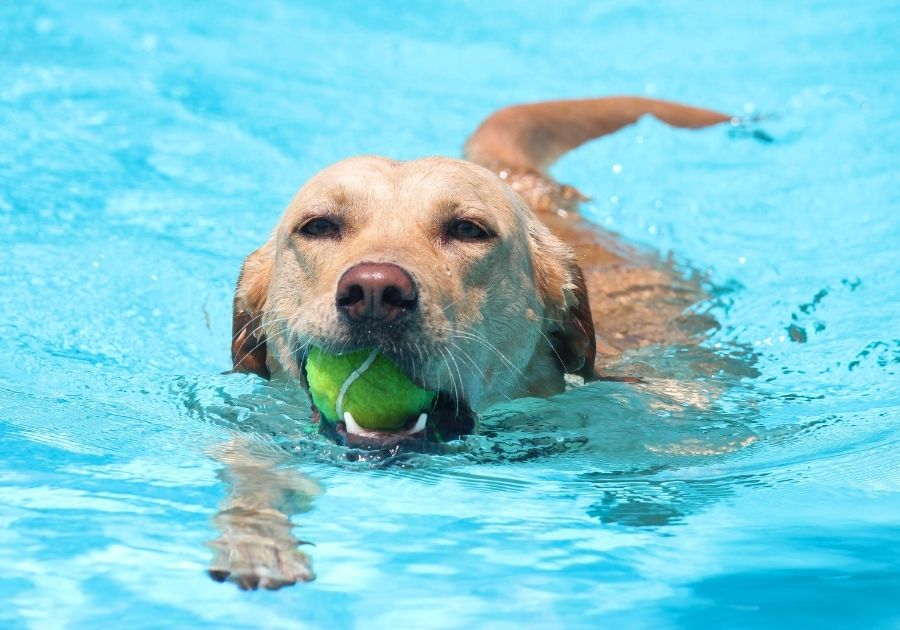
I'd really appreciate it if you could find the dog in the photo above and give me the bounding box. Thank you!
[230,96,729,444]
[211,96,731,589]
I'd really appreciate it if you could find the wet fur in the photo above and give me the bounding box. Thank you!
[215,96,731,589]
[232,96,729,396]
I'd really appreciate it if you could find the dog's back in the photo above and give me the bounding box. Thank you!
[464,97,730,366]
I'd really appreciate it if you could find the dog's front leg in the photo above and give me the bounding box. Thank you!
[207,438,319,590]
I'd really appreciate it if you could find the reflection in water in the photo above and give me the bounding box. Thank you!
[180,337,766,584]
[207,438,320,590]
[580,471,765,528]
[180,339,761,471]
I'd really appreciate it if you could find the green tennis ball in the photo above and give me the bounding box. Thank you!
[306,347,436,431]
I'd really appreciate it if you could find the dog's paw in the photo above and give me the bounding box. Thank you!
[208,534,315,590]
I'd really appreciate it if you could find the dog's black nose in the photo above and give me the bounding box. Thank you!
[336,263,418,322]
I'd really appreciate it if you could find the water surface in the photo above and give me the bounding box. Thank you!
[1,0,899,627]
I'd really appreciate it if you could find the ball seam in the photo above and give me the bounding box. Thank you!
[335,348,379,420]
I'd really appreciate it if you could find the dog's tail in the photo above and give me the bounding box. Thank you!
[464,96,731,175]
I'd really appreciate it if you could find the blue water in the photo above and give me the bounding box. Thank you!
[2,0,899,627]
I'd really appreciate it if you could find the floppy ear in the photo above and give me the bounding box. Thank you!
[231,242,274,379]
[528,220,597,380]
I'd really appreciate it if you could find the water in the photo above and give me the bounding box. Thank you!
[2,0,899,627]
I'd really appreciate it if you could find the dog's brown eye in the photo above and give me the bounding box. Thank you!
[299,218,340,238]
[446,219,492,241]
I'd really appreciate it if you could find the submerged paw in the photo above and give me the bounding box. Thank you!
[208,536,315,590]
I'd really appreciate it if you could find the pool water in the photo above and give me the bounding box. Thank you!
[2,0,899,627]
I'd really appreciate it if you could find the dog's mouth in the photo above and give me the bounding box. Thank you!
[310,391,476,449]
[299,355,477,449]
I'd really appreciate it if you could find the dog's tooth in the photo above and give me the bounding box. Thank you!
[408,413,427,434]
[343,411,365,435]
[344,411,426,438]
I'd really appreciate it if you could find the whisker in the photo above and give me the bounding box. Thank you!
[446,346,470,416]
[234,334,270,367]
[444,340,487,382]
[438,347,460,418]
[231,315,292,345]
[536,327,567,371]
[436,325,525,379]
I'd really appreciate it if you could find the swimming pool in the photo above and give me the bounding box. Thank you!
[2,0,899,626]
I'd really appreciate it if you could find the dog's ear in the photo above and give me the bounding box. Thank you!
[231,243,274,379]
[528,219,597,380]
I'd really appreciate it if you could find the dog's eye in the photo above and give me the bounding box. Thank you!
[446,219,492,241]
[298,218,340,238]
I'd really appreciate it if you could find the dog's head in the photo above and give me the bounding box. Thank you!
[232,156,595,445]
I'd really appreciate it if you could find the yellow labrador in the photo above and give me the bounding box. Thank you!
[230,96,730,445]
[210,96,731,589]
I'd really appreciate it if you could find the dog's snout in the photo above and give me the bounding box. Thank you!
[336,263,418,322]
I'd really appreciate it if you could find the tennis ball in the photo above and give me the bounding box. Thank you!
[306,347,436,431]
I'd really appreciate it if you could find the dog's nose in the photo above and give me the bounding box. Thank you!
[336,263,418,322]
